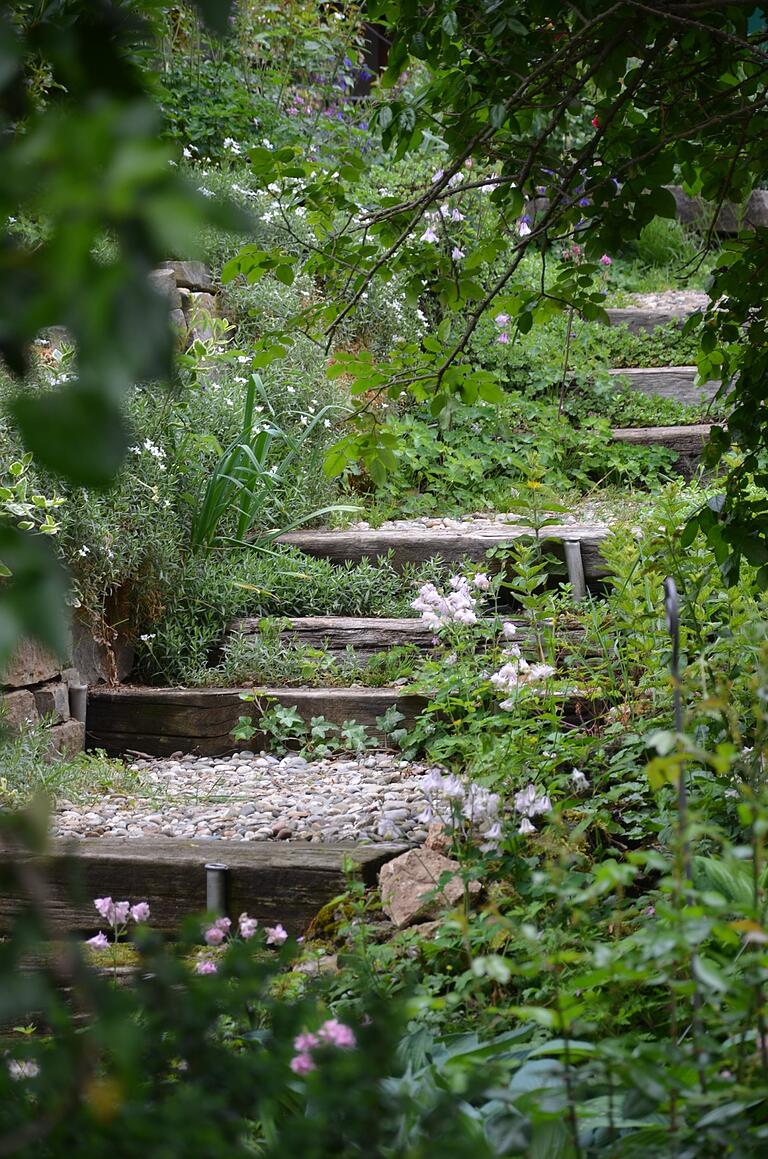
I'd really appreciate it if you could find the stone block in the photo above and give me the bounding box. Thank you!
[33,681,70,723]
[71,622,134,686]
[1,689,39,731]
[3,639,62,690]
[379,848,481,929]
[185,291,220,342]
[160,260,215,293]
[47,718,85,759]
[148,268,182,311]
[668,185,768,233]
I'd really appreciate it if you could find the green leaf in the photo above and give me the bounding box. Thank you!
[693,956,729,992]
[12,385,128,488]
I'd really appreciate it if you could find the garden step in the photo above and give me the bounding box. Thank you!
[0,836,404,937]
[611,424,715,475]
[604,306,699,332]
[607,366,718,406]
[278,523,610,581]
[86,685,428,757]
[228,616,585,660]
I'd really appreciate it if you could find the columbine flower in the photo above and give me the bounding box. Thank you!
[86,931,109,950]
[451,246,465,261]
[599,254,612,266]
[266,924,288,946]
[239,913,258,939]
[420,227,439,243]
[318,1019,356,1048]
[451,208,465,222]
[129,901,150,923]
[518,817,537,836]
[431,169,445,183]
[571,768,589,793]
[502,621,517,640]
[473,573,490,591]
[518,219,532,237]
[514,784,552,817]
[494,313,510,327]
[7,1059,39,1081]
[290,1052,315,1075]
[411,576,478,629]
[497,332,509,344]
[94,897,130,925]
[195,957,218,975]
[204,926,226,947]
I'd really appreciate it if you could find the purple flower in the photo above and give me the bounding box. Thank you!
[214,916,232,933]
[290,1052,315,1075]
[473,573,490,591]
[421,227,439,243]
[129,901,150,923]
[451,246,465,261]
[450,208,465,222]
[497,332,510,345]
[318,1019,356,1048]
[204,926,226,946]
[86,931,109,950]
[600,254,612,266]
[239,913,258,939]
[195,957,218,975]
[293,1032,320,1052]
[266,924,288,946]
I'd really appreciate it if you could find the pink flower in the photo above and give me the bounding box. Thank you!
[502,621,517,640]
[451,246,464,261]
[129,901,150,923]
[420,227,439,243]
[204,926,226,946]
[93,897,130,925]
[318,1019,356,1048]
[494,313,510,327]
[450,208,465,222]
[239,913,258,939]
[592,115,599,127]
[266,924,288,946]
[293,1032,319,1052]
[497,332,509,344]
[94,897,113,921]
[473,573,490,591]
[112,900,130,925]
[214,916,232,933]
[195,957,218,975]
[86,931,109,950]
[599,254,612,266]
[290,1052,315,1075]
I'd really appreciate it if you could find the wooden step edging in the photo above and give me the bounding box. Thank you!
[278,523,610,585]
[0,837,405,936]
[604,306,700,333]
[86,685,428,757]
[607,366,718,406]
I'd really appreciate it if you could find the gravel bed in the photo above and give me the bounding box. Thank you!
[350,507,609,532]
[625,290,709,311]
[51,751,438,845]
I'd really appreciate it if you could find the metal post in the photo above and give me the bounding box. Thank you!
[205,862,228,917]
[564,540,586,602]
[68,682,88,723]
[664,577,690,877]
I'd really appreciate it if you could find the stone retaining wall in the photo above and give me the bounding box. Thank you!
[2,639,85,757]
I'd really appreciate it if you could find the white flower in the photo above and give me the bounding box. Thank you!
[223,137,241,154]
[7,1059,39,1080]
[473,573,490,591]
[518,220,532,237]
[140,634,156,643]
[421,227,439,243]
[514,784,551,817]
[518,817,536,836]
[78,545,90,558]
[451,247,465,261]
[571,768,589,793]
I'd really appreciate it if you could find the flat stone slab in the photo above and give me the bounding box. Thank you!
[607,367,719,406]
[0,836,404,936]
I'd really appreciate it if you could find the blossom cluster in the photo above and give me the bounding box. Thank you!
[513,784,552,835]
[196,913,287,975]
[418,769,503,853]
[86,896,150,949]
[290,1019,357,1075]
[411,574,480,629]
[491,641,556,706]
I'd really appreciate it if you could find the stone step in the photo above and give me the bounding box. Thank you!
[278,523,610,580]
[0,836,403,936]
[86,685,427,758]
[606,366,719,406]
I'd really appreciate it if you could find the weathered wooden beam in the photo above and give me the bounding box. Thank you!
[604,306,699,333]
[606,367,719,406]
[0,837,405,936]
[86,685,429,757]
[278,524,610,578]
[229,616,436,658]
[611,424,714,453]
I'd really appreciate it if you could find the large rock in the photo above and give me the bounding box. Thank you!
[379,848,481,929]
[71,621,134,686]
[667,186,768,233]
[1,689,39,730]
[33,681,70,723]
[3,640,62,690]
[47,718,85,758]
[148,268,182,310]
[160,260,215,293]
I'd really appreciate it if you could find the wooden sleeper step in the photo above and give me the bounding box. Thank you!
[0,837,405,936]
[606,366,718,406]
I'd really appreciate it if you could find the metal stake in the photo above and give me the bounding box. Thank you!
[664,578,690,878]
[205,862,229,917]
[564,540,586,602]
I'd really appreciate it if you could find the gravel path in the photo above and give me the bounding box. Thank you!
[626,290,709,311]
[350,507,610,531]
[51,751,437,845]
